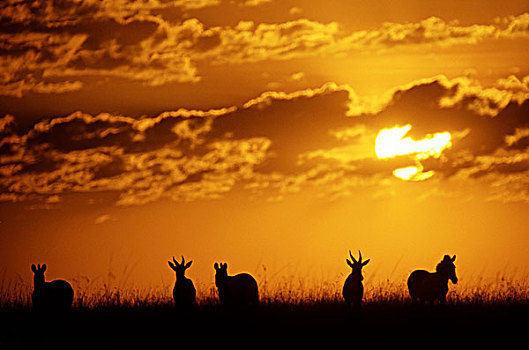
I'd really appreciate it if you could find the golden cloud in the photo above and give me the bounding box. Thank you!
[2,9,528,97]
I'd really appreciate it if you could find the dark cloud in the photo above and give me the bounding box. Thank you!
[1,73,528,205]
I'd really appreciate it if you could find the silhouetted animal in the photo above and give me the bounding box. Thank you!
[31,264,74,312]
[168,256,196,307]
[408,255,458,304]
[342,250,370,308]
[214,262,258,307]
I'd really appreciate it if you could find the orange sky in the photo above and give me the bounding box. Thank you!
[1,0,529,298]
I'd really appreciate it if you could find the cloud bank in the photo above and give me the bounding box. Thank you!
[1,73,528,205]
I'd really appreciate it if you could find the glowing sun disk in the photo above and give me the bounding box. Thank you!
[375,124,452,181]
[375,124,451,159]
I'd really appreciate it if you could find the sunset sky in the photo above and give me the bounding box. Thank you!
[1,0,529,296]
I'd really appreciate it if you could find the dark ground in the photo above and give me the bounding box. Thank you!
[1,301,527,348]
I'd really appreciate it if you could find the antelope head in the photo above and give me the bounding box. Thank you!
[346,250,370,281]
[168,256,192,280]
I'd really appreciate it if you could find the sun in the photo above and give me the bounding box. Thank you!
[375,124,451,181]
[393,165,434,181]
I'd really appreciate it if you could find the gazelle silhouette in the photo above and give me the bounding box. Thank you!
[168,256,196,307]
[214,262,258,307]
[31,264,74,312]
[408,255,458,304]
[342,250,370,308]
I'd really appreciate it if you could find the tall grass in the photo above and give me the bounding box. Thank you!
[450,275,529,304]
[0,269,31,310]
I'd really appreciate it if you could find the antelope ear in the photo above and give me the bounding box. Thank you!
[346,259,354,268]
[362,259,370,267]
[168,261,176,271]
[214,262,219,270]
[222,263,227,269]
[41,264,47,272]
[451,255,456,262]
[185,261,192,269]
[31,264,37,273]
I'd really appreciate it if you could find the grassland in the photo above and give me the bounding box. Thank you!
[1,275,528,348]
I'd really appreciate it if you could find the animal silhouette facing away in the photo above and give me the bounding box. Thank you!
[168,256,196,307]
[408,255,458,304]
[214,262,258,307]
[342,250,370,307]
[31,264,74,312]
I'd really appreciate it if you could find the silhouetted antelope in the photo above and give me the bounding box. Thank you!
[214,262,259,307]
[168,256,196,307]
[31,264,74,312]
[408,255,458,304]
[342,250,370,308]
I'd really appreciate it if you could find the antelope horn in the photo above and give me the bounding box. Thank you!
[349,250,357,263]
[358,250,362,264]
[173,256,178,266]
